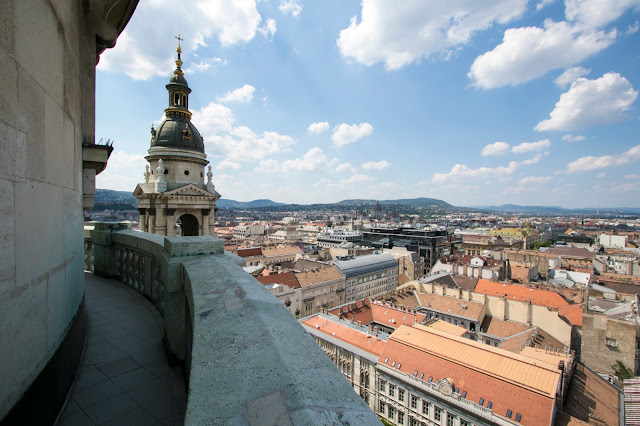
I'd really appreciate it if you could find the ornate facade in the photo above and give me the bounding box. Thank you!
[134,42,220,236]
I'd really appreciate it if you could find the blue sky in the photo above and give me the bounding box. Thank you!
[95,0,640,208]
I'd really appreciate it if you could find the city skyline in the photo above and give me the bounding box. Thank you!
[95,0,640,208]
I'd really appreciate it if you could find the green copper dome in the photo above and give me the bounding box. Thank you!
[151,117,204,153]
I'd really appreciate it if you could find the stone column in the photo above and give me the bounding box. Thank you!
[148,208,156,234]
[166,208,175,237]
[201,209,210,236]
[138,208,147,232]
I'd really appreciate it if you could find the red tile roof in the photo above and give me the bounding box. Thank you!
[300,316,386,356]
[559,304,583,327]
[329,299,425,329]
[380,325,559,425]
[475,279,568,309]
[236,247,263,258]
[256,271,300,289]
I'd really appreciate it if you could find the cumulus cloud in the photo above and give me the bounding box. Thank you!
[96,150,147,190]
[192,101,235,133]
[562,134,586,142]
[519,176,552,184]
[308,122,330,134]
[184,57,227,74]
[217,84,255,103]
[431,155,541,184]
[536,0,555,11]
[362,161,390,170]
[279,0,302,17]
[337,0,527,70]
[216,159,241,170]
[336,163,355,173]
[554,66,590,88]
[535,72,638,131]
[625,174,640,179]
[258,18,277,40]
[481,141,510,156]
[331,123,374,146]
[627,21,640,34]
[98,0,267,80]
[469,20,615,89]
[255,148,339,174]
[564,0,640,30]
[512,139,551,154]
[566,144,640,173]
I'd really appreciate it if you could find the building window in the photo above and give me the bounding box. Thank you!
[515,413,522,422]
[379,401,386,414]
[379,379,386,392]
[409,416,419,426]
[398,411,404,425]
[434,406,441,422]
[446,413,455,426]
[460,419,469,426]
[605,337,618,347]
[388,406,396,421]
[422,400,429,415]
[398,388,405,402]
[389,383,396,398]
[410,394,418,410]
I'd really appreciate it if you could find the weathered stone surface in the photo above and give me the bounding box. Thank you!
[0,179,16,297]
[0,277,48,416]
[164,236,223,257]
[47,267,68,354]
[14,181,64,284]
[14,0,64,107]
[182,255,379,425]
[0,121,26,179]
[0,48,19,129]
[63,187,83,261]
[0,0,14,55]
[45,94,75,188]
[18,69,46,182]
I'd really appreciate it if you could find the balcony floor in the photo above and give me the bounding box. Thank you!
[56,273,186,426]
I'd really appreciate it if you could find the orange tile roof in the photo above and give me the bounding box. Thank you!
[380,325,560,425]
[559,303,583,326]
[295,265,344,287]
[301,316,386,356]
[236,247,262,258]
[417,293,485,322]
[480,316,533,338]
[371,303,426,328]
[418,320,466,336]
[262,245,303,257]
[256,272,300,289]
[475,279,568,308]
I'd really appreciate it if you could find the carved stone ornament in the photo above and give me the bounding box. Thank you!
[438,378,453,396]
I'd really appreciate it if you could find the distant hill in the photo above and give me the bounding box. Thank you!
[216,199,284,209]
[475,204,640,215]
[337,197,451,208]
[95,189,137,204]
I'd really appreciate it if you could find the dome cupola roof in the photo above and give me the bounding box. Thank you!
[150,37,205,154]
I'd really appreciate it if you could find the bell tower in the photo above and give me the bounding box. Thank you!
[134,38,220,236]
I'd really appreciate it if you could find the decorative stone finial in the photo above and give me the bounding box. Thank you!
[206,165,215,193]
[144,165,150,184]
[155,159,167,193]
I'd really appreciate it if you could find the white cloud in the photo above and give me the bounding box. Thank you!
[512,139,551,154]
[362,161,390,170]
[564,0,640,30]
[98,0,266,80]
[281,147,330,173]
[258,18,277,40]
[519,176,552,184]
[596,172,607,179]
[336,163,355,173]
[331,123,374,146]
[625,174,640,179]
[535,72,638,131]
[554,66,590,88]
[562,134,586,142]
[337,0,527,70]
[431,156,541,184]
[184,57,227,74]
[566,144,640,172]
[308,122,330,134]
[627,21,640,34]
[481,141,510,156]
[96,150,147,190]
[216,159,241,170]
[279,0,302,17]
[469,20,615,89]
[217,84,255,104]
[192,101,235,133]
[536,0,555,11]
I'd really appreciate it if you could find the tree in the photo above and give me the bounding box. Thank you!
[612,360,633,379]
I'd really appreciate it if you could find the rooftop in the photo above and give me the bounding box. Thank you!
[417,292,485,322]
[300,315,386,357]
[295,265,344,287]
[475,279,569,309]
[332,253,398,278]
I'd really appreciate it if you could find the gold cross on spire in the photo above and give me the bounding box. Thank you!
[175,34,183,47]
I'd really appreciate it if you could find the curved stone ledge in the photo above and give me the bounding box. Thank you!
[86,223,378,425]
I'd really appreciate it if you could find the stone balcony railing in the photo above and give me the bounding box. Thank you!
[84,222,378,424]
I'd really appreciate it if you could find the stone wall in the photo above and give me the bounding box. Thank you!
[581,312,639,376]
[0,0,136,420]
[0,0,87,418]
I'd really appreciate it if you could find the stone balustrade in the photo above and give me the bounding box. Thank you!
[85,222,378,424]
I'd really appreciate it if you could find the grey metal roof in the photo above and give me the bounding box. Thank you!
[332,254,398,278]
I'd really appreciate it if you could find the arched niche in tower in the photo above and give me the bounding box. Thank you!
[179,213,199,236]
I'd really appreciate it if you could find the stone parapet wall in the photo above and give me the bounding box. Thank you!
[88,223,378,424]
